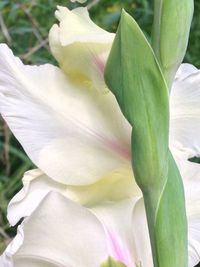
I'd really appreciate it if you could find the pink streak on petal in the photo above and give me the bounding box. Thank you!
[102,137,131,161]
[71,114,131,160]
[69,50,131,161]
[104,227,135,267]
[93,56,105,75]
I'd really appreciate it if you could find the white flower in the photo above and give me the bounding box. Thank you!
[0,6,200,267]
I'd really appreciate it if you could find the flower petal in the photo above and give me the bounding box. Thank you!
[49,6,114,90]
[131,199,153,267]
[8,166,140,226]
[7,169,66,226]
[170,63,200,158]
[0,44,131,186]
[188,218,200,267]
[170,158,200,266]
[7,173,141,266]
[12,192,112,267]
[0,221,25,267]
[91,199,139,267]
[178,160,200,217]
[12,192,139,267]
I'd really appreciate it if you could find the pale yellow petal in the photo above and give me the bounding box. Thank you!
[49,6,114,90]
[8,165,141,225]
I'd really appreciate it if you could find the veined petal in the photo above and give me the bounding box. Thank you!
[8,166,140,226]
[170,63,200,158]
[49,6,114,90]
[12,192,131,267]
[0,44,131,186]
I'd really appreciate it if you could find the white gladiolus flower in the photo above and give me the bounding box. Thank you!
[0,5,200,267]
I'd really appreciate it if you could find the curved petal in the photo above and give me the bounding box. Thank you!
[178,160,200,217]
[175,63,199,80]
[49,6,114,90]
[12,192,127,267]
[7,174,141,266]
[7,169,66,226]
[91,199,139,267]
[170,63,200,158]
[8,166,140,226]
[0,221,25,267]
[188,218,200,267]
[0,44,131,186]
[172,158,200,266]
[131,199,153,267]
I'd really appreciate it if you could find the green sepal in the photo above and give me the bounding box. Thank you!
[100,257,127,267]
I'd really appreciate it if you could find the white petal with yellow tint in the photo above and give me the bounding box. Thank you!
[0,44,131,186]
[170,64,200,158]
[49,6,114,90]
[6,173,141,266]
[8,165,140,226]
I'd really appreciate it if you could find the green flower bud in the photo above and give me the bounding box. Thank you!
[101,257,127,267]
[152,0,194,87]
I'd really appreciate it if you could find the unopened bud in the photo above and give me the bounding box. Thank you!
[152,0,194,88]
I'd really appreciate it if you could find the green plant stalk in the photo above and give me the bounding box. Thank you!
[105,10,188,266]
[152,0,194,88]
[133,148,187,267]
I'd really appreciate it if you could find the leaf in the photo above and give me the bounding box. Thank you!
[105,10,188,267]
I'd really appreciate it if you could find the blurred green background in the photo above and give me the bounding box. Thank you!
[0,0,200,265]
